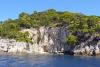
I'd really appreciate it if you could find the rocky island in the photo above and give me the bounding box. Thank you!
[0,9,100,56]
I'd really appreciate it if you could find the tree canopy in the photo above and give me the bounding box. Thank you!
[0,9,100,43]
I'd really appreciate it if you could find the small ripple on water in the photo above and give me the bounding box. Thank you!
[0,54,100,67]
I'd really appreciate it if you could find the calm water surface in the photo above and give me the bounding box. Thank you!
[0,54,100,67]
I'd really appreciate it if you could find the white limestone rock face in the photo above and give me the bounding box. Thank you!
[0,39,29,53]
[73,41,100,55]
[0,27,100,55]
[25,27,68,53]
[0,27,68,53]
[8,42,28,53]
[94,45,100,54]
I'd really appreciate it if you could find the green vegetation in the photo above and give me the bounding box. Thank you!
[66,35,77,45]
[0,9,100,43]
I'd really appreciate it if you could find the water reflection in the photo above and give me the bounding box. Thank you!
[0,54,100,67]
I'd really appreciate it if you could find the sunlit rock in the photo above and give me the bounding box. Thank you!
[0,27,100,56]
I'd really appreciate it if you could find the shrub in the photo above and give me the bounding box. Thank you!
[66,35,77,45]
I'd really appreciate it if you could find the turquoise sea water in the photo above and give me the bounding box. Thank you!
[0,54,100,67]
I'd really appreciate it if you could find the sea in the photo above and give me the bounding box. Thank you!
[0,53,100,67]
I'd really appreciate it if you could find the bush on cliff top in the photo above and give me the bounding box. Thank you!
[0,9,100,43]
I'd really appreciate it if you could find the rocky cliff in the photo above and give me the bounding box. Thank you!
[0,27,100,56]
[0,27,68,53]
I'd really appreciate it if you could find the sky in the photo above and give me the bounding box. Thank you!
[0,0,100,21]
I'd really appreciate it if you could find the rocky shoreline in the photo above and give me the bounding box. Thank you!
[0,27,100,56]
